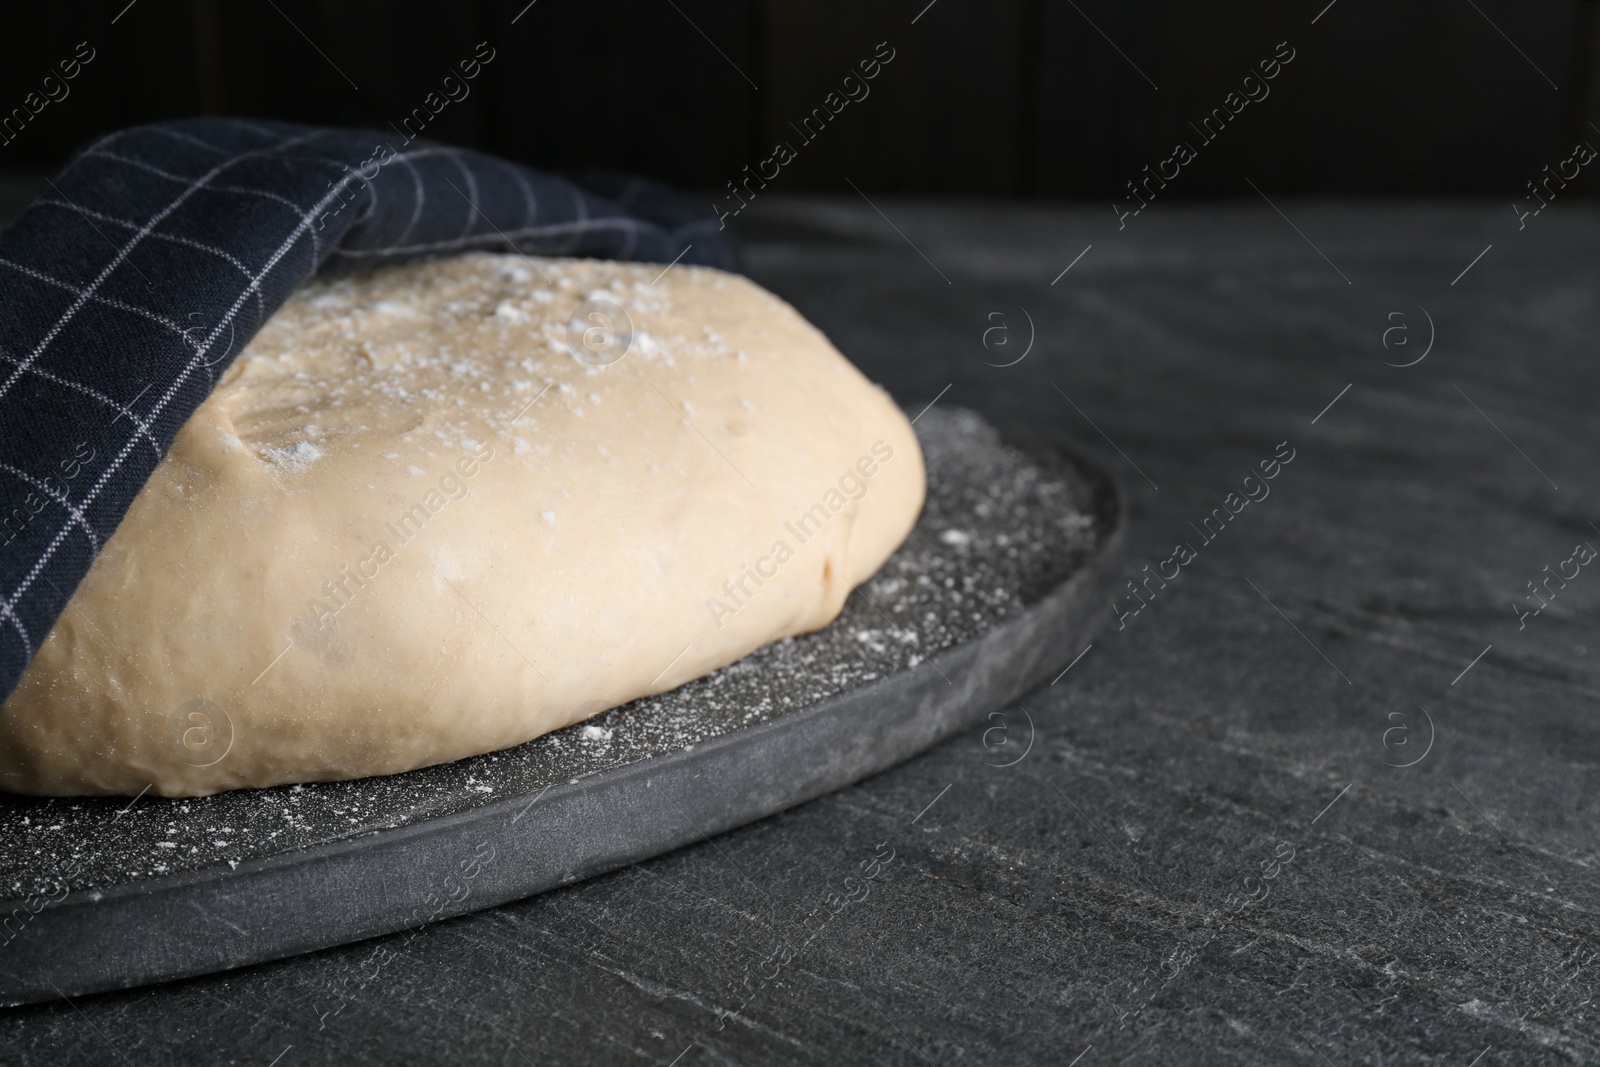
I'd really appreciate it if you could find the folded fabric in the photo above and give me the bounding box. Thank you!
[0,118,731,705]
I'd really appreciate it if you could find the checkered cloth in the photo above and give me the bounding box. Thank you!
[0,118,731,704]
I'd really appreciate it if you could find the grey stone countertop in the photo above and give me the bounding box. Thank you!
[1,194,1596,1065]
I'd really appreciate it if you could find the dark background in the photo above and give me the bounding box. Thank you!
[1,0,1598,202]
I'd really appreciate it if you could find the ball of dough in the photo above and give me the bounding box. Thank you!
[0,254,924,796]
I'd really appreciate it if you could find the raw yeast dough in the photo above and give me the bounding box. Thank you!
[0,254,924,796]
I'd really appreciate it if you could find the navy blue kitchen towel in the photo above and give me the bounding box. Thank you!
[0,118,731,705]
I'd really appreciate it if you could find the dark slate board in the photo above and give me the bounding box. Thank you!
[0,407,1124,1006]
[1,194,1596,1067]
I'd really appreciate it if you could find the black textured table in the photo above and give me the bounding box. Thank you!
[2,194,1597,1065]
